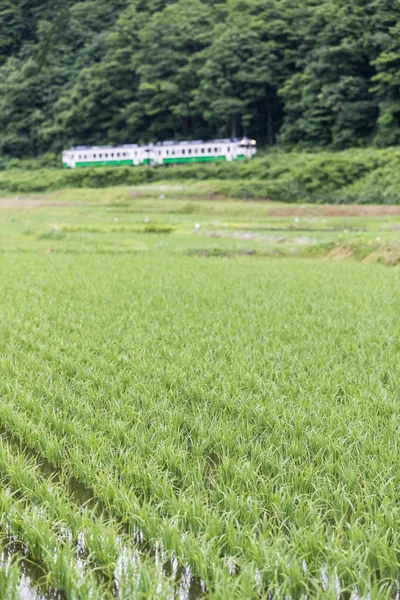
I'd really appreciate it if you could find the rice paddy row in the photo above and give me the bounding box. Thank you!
[0,187,399,598]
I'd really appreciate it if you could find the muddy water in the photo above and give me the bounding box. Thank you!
[0,536,67,600]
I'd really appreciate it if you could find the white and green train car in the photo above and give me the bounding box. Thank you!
[151,138,256,165]
[62,138,256,168]
[62,144,152,169]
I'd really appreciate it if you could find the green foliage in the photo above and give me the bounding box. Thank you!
[3,146,400,204]
[279,1,380,149]
[136,0,214,139]
[2,0,400,155]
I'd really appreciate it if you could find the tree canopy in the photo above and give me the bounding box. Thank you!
[1,0,400,156]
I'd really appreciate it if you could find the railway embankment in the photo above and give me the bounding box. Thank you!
[2,147,400,204]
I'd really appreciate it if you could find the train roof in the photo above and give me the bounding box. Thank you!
[155,138,241,146]
[65,144,140,151]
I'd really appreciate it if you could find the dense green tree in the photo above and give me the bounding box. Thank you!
[53,2,142,147]
[224,0,312,142]
[2,0,400,156]
[197,25,259,138]
[0,57,45,155]
[280,1,379,149]
[372,5,400,147]
[135,0,215,139]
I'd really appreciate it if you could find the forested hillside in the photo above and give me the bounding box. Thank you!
[1,0,400,157]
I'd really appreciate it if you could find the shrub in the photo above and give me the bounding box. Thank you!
[2,147,400,203]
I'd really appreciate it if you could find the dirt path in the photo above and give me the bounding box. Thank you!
[270,205,400,217]
[0,197,94,208]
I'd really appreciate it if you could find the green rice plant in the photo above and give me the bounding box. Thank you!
[0,556,20,600]
[58,223,175,234]
[0,198,400,597]
[0,487,108,598]
[0,439,184,598]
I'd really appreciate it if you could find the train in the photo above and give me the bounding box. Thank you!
[62,138,257,168]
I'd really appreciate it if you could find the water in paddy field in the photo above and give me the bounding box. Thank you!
[0,527,206,600]
[0,536,67,600]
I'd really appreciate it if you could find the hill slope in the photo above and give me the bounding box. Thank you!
[1,0,400,156]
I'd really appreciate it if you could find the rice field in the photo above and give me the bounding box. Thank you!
[0,186,399,599]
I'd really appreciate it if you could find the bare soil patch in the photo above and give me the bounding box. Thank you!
[128,189,227,201]
[0,197,94,209]
[270,205,400,217]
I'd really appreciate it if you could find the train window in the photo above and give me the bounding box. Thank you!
[105,154,108,158]
[166,150,169,156]
[227,146,230,152]
[117,153,120,157]
[182,149,186,155]
[78,155,81,159]
[188,149,192,155]
[214,147,218,153]
[201,148,205,154]
[94,154,97,158]
[172,150,175,155]
[208,148,211,153]
[111,153,114,158]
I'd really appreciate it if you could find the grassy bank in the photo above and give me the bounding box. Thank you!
[2,147,400,203]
